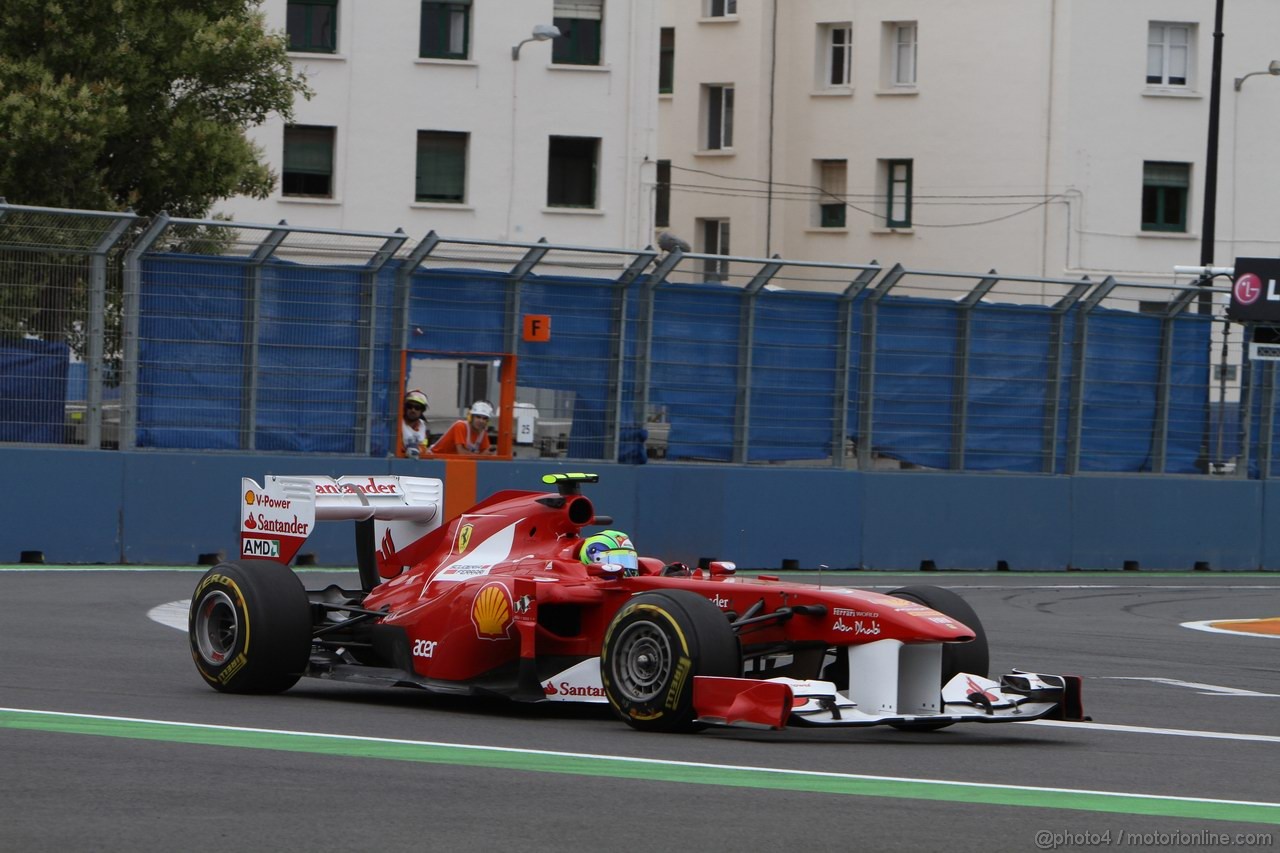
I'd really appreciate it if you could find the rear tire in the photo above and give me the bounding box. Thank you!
[887,585,990,731]
[601,590,740,733]
[189,560,312,694]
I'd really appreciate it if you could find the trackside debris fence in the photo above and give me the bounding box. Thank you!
[0,202,1258,476]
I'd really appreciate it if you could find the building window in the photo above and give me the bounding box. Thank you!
[659,28,675,93]
[888,22,917,86]
[415,131,467,203]
[420,1,471,60]
[1147,23,1192,87]
[655,160,671,227]
[1142,161,1190,232]
[821,24,853,88]
[287,0,337,53]
[707,0,737,17]
[553,0,603,66]
[548,136,599,208]
[282,125,336,197]
[881,158,912,227]
[703,84,734,150]
[817,160,847,227]
[699,219,730,281]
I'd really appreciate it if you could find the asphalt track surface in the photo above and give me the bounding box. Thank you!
[2,568,1278,853]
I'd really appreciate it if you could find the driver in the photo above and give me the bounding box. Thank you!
[580,530,639,577]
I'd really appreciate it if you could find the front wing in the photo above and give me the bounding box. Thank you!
[694,671,1085,730]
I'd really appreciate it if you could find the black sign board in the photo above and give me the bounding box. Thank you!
[1228,257,1280,322]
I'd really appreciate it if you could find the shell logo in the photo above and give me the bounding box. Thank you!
[456,523,474,554]
[472,582,513,640]
[245,491,256,505]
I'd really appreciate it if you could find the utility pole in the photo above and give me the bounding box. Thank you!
[1199,0,1226,314]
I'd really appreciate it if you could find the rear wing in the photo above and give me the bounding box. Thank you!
[240,475,444,588]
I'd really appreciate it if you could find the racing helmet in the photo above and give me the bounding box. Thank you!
[580,529,638,576]
[469,400,494,419]
[405,389,429,409]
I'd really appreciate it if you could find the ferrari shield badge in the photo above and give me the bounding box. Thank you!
[456,522,474,554]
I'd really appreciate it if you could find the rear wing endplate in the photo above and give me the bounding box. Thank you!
[240,476,444,585]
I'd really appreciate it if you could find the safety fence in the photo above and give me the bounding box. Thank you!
[0,201,1262,476]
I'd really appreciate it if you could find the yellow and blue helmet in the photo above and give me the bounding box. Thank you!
[580,529,638,576]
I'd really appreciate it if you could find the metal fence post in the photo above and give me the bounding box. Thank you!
[86,213,137,449]
[611,249,656,459]
[833,266,880,468]
[1065,276,1117,474]
[856,264,906,469]
[120,212,170,450]
[733,257,782,464]
[360,230,407,455]
[636,248,683,431]
[243,222,290,450]
[950,272,999,471]
[1042,278,1091,473]
[1151,289,1200,473]
[1261,362,1277,479]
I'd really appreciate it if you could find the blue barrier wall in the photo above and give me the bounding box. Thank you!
[1,446,1274,570]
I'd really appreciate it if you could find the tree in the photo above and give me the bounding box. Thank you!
[0,0,310,217]
[0,0,310,354]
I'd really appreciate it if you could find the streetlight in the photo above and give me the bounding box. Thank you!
[506,24,562,239]
[512,23,561,60]
[1234,59,1280,91]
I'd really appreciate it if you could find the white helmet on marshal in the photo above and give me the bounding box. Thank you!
[469,400,494,419]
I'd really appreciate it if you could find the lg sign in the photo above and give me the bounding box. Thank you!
[1228,258,1280,322]
[1234,273,1263,306]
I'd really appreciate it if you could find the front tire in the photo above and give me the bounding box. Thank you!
[601,590,740,733]
[189,560,312,694]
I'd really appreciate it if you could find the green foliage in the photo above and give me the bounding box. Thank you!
[0,0,310,217]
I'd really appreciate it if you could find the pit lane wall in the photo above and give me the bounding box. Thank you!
[5,447,1278,571]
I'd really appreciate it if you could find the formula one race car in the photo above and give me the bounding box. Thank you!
[190,473,1083,732]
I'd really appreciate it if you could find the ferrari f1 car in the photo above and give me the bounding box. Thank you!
[190,473,1083,732]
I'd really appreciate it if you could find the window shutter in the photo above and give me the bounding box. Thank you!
[417,133,466,200]
[820,161,847,197]
[554,0,602,20]
[1144,162,1188,187]
[284,130,333,174]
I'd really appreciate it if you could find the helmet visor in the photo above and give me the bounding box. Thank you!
[598,549,638,575]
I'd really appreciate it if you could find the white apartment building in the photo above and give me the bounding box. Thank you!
[657,0,1280,283]
[216,0,661,248]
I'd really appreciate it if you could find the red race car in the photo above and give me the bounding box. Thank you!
[191,473,1083,732]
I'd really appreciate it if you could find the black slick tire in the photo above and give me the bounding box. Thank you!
[189,560,312,694]
[600,590,740,733]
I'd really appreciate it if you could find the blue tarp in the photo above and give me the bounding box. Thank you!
[0,337,69,443]
[132,255,1214,473]
[137,255,393,454]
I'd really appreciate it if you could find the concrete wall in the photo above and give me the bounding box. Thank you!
[2,447,1274,570]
